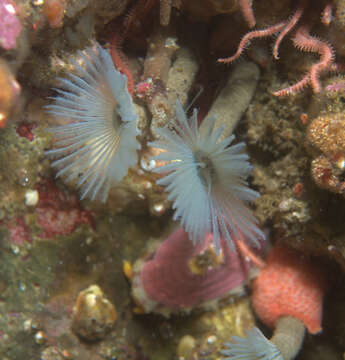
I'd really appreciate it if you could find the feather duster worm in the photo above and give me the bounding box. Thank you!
[149,101,264,252]
[46,43,140,202]
[221,327,283,360]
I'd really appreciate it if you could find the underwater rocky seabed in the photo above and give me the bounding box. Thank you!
[1,0,345,359]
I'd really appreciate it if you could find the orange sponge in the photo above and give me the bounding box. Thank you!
[252,243,327,334]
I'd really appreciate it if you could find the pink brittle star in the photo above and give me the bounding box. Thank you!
[274,24,334,95]
[217,4,305,64]
[218,1,338,96]
[217,21,287,64]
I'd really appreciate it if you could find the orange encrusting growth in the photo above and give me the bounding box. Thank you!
[43,0,65,29]
[252,243,327,334]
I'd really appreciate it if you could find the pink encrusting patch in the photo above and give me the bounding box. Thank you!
[252,243,327,334]
[8,216,32,245]
[35,180,94,239]
[0,0,21,50]
[139,229,253,309]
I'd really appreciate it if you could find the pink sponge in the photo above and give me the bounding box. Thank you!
[0,0,21,50]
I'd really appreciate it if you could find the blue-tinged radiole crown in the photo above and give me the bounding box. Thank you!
[149,101,264,253]
[221,327,283,360]
[45,43,140,202]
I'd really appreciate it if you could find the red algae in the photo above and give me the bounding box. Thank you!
[16,122,36,142]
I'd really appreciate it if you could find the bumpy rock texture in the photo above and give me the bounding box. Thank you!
[0,0,345,359]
